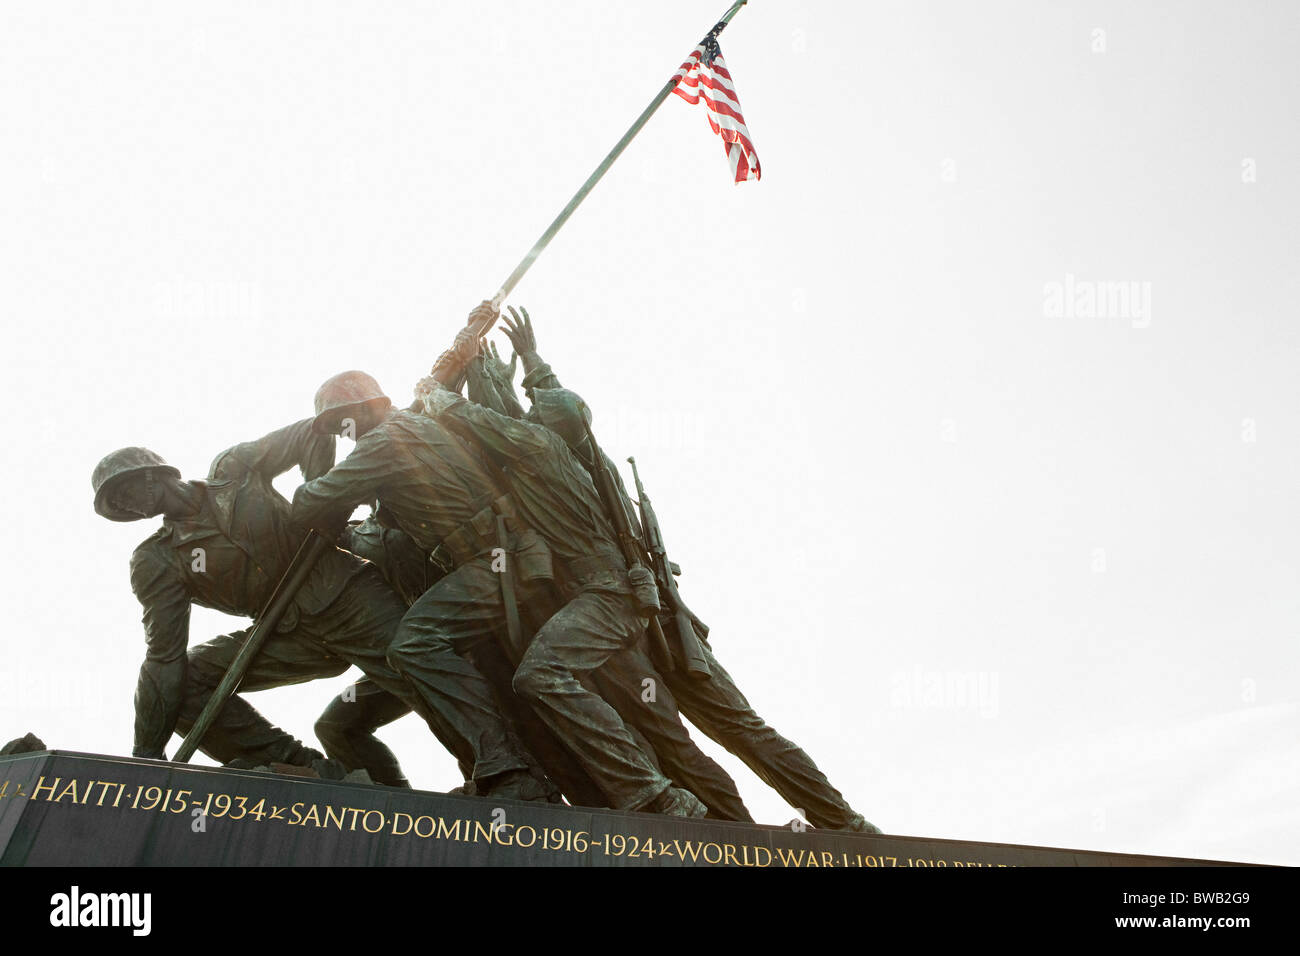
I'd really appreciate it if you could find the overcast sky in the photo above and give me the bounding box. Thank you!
[1,0,1296,866]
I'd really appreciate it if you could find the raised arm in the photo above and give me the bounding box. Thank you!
[426,300,500,390]
[416,377,553,466]
[290,428,392,533]
[210,418,337,484]
[500,306,562,396]
[466,339,525,419]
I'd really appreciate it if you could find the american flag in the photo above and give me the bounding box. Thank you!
[671,25,761,183]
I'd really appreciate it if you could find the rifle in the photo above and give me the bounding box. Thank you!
[577,412,676,674]
[627,457,711,681]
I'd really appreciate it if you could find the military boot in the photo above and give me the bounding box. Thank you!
[845,813,882,834]
[480,768,555,802]
[643,786,708,818]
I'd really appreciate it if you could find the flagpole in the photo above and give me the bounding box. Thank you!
[481,0,749,320]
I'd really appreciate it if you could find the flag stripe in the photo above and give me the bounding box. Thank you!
[671,39,760,183]
[696,105,756,148]
[690,90,751,129]
[675,73,741,108]
[679,81,756,152]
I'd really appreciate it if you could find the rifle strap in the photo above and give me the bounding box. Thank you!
[495,513,524,656]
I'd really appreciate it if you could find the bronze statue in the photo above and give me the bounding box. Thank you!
[318,517,614,807]
[314,342,754,821]
[410,379,703,816]
[491,306,881,833]
[91,297,880,833]
[291,312,707,817]
[91,419,549,803]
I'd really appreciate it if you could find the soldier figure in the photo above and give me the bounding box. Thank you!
[291,310,707,817]
[490,306,882,833]
[310,349,754,820]
[317,516,609,805]
[91,418,547,802]
[91,293,881,832]
[464,335,755,821]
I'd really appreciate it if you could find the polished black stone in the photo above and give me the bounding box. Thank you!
[0,752,1250,867]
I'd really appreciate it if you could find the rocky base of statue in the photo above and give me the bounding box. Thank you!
[0,751,1250,867]
[1,734,47,757]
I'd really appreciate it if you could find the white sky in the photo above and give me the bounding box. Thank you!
[1,0,1296,865]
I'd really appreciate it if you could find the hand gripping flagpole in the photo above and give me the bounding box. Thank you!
[473,0,749,334]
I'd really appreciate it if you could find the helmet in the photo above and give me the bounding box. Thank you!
[92,447,180,521]
[312,370,392,434]
[529,388,592,451]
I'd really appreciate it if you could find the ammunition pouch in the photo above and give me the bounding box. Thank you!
[626,564,662,616]
[563,550,626,583]
[562,551,660,615]
[429,495,552,584]
[511,527,553,584]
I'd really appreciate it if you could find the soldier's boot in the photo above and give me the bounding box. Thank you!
[845,813,882,834]
[290,744,326,766]
[642,786,708,819]
[479,768,557,803]
[224,742,322,772]
[310,758,350,781]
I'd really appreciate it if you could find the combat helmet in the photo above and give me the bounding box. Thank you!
[529,388,592,452]
[92,447,180,521]
[312,370,392,435]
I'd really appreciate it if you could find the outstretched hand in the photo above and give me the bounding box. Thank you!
[479,338,517,385]
[499,306,538,356]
